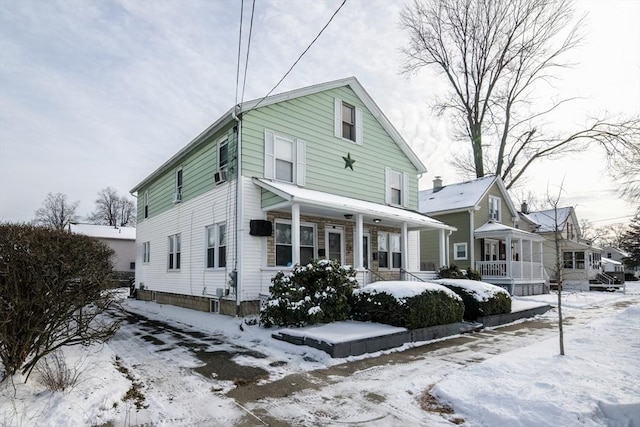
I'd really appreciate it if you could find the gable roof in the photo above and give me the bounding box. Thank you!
[418,175,518,217]
[131,77,425,193]
[526,207,576,233]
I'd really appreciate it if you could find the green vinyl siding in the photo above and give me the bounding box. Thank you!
[241,86,419,209]
[137,124,236,222]
[261,188,287,208]
[420,211,473,270]
[475,184,513,228]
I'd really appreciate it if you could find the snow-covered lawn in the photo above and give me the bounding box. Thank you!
[1,284,638,426]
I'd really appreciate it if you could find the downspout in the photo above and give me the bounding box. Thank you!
[232,106,243,315]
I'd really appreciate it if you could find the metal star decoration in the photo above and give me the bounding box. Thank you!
[343,152,356,170]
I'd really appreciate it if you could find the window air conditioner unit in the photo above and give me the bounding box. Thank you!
[216,288,225,297]
[214,169,228,185]
[173,192,182,204]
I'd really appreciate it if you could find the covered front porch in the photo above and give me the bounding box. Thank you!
[253,178,455,288]
[473,222,548,295]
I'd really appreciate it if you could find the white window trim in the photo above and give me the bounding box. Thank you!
[217,136,229,171]
[334,98,363,145]
[168,234,181,271]
[453,242,468,260]
[174,167,183,204]
[385,167,409,207]
[488,195,501,222]
[264,130,306,186]
[142,241,150,263]
[274,219,316,267]
[206,223,227,269]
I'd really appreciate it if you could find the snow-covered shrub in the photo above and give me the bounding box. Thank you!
[438,264,481,281]
[260,259,357,328]
[350,281,464,329]
[433,279,511,320]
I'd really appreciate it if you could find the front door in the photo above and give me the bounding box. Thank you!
[326,227,344,264]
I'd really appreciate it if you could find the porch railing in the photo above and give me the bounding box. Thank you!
[475,261,545,280]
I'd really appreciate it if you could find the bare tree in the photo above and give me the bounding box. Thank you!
[88,187,136,227]
[608,141,640,204]
[34,192,79,231]
[400,0,640,189]
[0,224,122,381]
[546,185,567,356]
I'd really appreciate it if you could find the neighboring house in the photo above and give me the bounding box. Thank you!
[418,175,547,296]
[521,206,604,289]
[130,77,454,316]
[603,246,638,278]
[69,223,136,284]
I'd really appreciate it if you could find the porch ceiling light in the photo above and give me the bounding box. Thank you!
[373,218,382,224]
[344,214,353,220]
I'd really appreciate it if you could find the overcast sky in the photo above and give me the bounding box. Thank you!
[1,0,638,226]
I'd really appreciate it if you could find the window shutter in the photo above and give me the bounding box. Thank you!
[402,172,409,207]
[355,107,363,145]
[296,139,306,186]
[334,98,342,138]
[264,130,274,179]
[385,167,392,204]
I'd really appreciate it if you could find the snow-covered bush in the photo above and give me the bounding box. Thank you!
[432,279,511,320]
[260,259,357,328]
[438,264,481,281]
[350,281,464,329]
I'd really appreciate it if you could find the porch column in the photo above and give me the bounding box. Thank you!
[355,214,364,269]
[291,203,300,266]
[401,222,409,271]
[518,238,523,279]
[529,240,534,279]
[506,236,512,278]
[439,228,446,268]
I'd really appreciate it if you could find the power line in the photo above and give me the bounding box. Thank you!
[245,0,347,113]
[240,0,256,105]
[234,0,245,107]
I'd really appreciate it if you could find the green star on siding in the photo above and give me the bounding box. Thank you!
[343,152,356,170]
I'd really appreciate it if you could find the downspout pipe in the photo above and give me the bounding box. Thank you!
[232,106,243,315]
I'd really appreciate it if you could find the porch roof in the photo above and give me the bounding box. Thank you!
[253,178,455,231]
[474,221,545,242]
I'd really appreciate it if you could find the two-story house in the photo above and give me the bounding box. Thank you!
[130,77,454,316]
[521,206,604,289]
[418,176,547,295]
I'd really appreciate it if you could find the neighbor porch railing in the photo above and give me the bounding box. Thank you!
[475,261,545,280]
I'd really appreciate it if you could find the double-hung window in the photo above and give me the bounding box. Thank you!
[488,196,501,221]
[334,98,363,144]
[378,232,401,269]
[218,137,229,171]
[275,221,315,267]
[142,241,150,263]
[168,234,181,270]
[454,243,468,260]
[174,168,183,203]
[385,168,408,207]
[563,251,585,269]
[143,190,149,219]
[264,130,306,186]
[206,223,227,268]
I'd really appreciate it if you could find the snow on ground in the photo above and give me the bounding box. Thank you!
[278,320,407,344]
[1,284,638,426]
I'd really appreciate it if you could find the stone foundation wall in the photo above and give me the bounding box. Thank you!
[136,289,261,316]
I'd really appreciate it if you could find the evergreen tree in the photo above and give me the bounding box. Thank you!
[620,212,640,270]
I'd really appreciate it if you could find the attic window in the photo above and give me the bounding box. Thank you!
[334,98,363,144]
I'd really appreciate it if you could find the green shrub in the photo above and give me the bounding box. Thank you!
[260,259,357,328]
[435,281,512,320]
[438,264,481,281]
[350,284,464,329]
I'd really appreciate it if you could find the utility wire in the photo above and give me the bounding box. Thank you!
[240,0,256,105]
[234,0,245,107]
[245,0,347,113]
